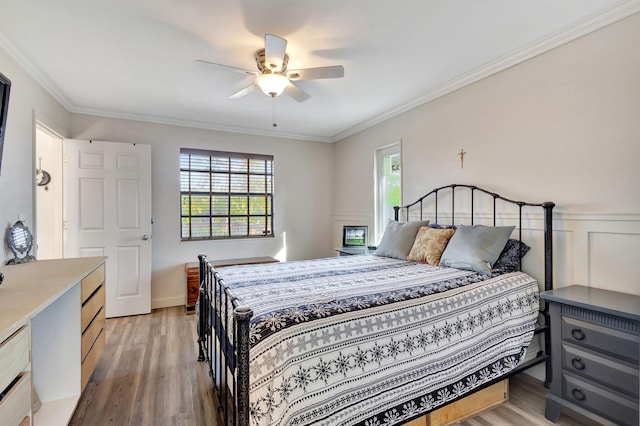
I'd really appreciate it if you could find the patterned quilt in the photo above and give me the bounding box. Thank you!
[216,255,539,426]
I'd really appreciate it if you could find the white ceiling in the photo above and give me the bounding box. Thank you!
[0,0,636,142]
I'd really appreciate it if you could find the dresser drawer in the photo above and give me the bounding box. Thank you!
[561,316,639,363]
[563,373,639,426]
[81,263,105,304]
[0,327,29,395]
[0,372,31,426]
[82,307,105,362]
[562,342,639,397]
[82,284,105,332]
[81,328,106,391]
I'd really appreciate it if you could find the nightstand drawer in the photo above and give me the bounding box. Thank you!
[561,316,639,363]
[562,343,639,396]
[0,327,29,395]
[563,372,638,426]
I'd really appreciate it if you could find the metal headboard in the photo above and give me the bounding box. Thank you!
[393,184,555,292]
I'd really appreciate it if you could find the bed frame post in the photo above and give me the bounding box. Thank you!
[235,306,253,426]
[542,202,555,293]
[197,253,208,362]
[393,206,400,221]
[542,201,555,387]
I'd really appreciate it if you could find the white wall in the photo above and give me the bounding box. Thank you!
[69,114,334,308]
[333,14,640,295]
[0,48,69,263]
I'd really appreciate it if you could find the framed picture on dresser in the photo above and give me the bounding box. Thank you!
[342,225,368,247]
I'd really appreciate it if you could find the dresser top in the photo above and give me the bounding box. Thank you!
[541,285,640,322]
[0,257,106,341]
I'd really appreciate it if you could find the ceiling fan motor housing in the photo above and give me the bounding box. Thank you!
[255,49,289,75]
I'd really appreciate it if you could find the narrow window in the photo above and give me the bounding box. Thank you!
[375,143,401,242]
[180,148,274,240]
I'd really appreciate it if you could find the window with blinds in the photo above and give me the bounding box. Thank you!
[180,148,274,240]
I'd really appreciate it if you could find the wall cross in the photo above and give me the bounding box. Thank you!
[458,148,467,169]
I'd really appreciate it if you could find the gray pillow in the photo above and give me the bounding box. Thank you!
[374,220,430,260]
[439,224,515,275]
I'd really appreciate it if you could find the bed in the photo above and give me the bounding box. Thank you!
[196,184,555,425]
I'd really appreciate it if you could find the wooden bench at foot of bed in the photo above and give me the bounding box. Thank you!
[405,380,508,426]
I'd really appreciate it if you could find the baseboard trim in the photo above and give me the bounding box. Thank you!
[151,296,184,310]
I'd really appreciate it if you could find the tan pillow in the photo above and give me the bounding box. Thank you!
[406,227,456,265]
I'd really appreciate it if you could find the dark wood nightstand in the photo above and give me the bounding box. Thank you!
[540,285,639,426]
[184,262,200,315]
[184,256,279,314]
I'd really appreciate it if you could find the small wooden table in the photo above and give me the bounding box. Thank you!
[184,256,279,314]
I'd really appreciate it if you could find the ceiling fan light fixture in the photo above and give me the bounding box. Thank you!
[257,73,289,97]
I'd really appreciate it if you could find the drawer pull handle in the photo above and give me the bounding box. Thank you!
[571,328,585,340]
[572,388,586,401]
[571,358,585,370]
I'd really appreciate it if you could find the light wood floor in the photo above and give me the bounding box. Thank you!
[70,307,585,426]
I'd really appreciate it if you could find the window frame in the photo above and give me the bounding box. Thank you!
[375,143,402,243]
[180,148,274,241]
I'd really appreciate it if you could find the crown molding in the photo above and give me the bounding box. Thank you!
[2,1,638,144]
[330,0,640,142]
[70,107,333,143]
[0,27,74,110]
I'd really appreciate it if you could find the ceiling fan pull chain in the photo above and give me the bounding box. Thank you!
[272,95,277,127]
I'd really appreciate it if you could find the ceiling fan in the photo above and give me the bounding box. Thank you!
[197,34,344,103]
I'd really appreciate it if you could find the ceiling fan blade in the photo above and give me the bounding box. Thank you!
[287,65,344,81]
[285,82,311,103]
[229,83,257,99]
[264,34,287,71]
[195,60,258,76]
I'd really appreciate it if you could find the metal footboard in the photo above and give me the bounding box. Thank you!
[197,254,253,426]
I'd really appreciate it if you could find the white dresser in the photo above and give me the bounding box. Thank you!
[0,257,106,426]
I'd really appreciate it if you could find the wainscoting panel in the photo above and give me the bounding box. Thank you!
[332,211,640,295]
[556,213,640,295]
[588,231,640,294]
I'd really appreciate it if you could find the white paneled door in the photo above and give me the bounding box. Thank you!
[64,140,152,317]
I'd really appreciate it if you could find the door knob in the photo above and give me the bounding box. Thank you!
[142,234,150,240]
